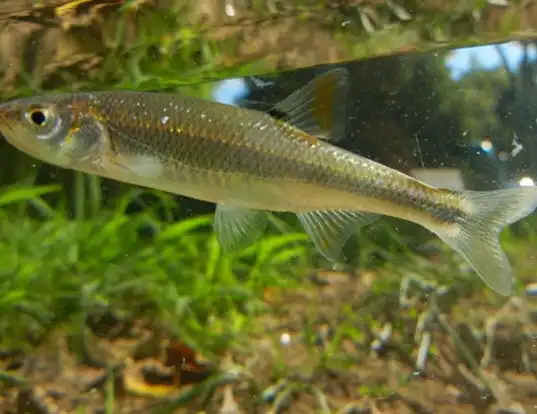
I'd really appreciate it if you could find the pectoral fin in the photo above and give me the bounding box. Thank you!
[214,204,269,252]
[269,68,349,142]
[296,209,379,263]
[113,154,165,178]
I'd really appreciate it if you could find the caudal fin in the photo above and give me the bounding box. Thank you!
[434,186,537,296]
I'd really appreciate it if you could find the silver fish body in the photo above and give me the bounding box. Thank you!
[1,68,536,296]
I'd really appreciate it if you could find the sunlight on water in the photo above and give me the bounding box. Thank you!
[212,78,248,106]
[520,176,535,187]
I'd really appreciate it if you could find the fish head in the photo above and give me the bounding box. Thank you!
[0,94,105,168]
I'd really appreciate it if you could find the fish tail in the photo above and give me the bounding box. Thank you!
[432,186,537,296]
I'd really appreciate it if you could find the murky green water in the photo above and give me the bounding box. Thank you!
[1,1,537,413]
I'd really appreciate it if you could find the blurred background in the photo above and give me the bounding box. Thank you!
[1,1,537,413]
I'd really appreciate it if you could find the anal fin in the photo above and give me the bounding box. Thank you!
[296,209,379,263]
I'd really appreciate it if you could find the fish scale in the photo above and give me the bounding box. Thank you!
[1,68,537,296]
[98,93,328,183]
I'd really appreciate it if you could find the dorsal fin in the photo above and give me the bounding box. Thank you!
[268,68,349,142]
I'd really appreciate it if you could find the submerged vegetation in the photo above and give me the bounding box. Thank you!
[1,0,537,413]
[1,180,537,412]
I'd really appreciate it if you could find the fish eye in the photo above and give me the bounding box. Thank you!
[25,106,52,128]
[22,104,64,140]
[29,109,47,126]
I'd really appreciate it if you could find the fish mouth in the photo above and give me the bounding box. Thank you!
[0,107,13,141]
[0,108,34,155]
[0,106,8,127]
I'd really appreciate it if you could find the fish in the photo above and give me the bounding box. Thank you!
[0,68,536,296]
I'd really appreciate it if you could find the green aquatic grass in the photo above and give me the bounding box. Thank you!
[0,183,313,353]
[1,2,271,103]
[1,179,535,413]
[0,171,532,358]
